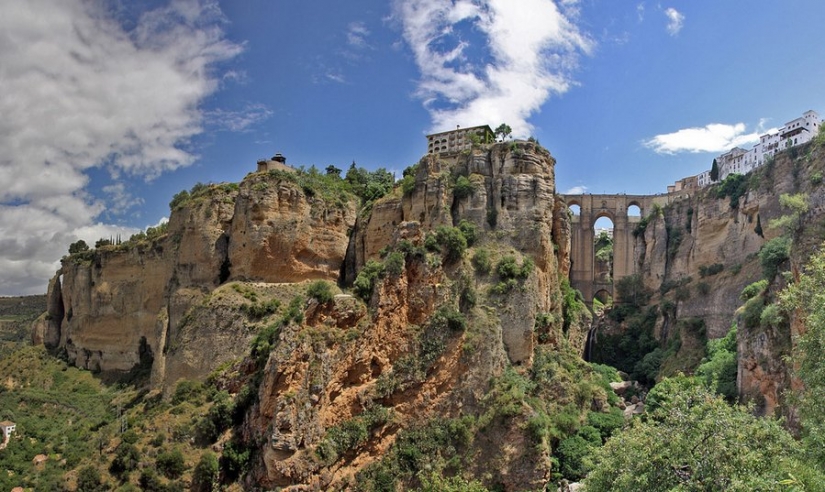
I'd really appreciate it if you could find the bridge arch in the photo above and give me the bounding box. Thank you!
[560,194,664,308]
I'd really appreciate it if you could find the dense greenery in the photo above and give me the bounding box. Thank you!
[585,383,817,491]
[714,172,748,209]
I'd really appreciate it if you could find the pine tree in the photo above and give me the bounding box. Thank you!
[710,158,719,182]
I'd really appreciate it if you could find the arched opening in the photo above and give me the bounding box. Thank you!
[569,204,581,216]
[594,216,614,284]
[592,289,613,315]
[627,204,641,217]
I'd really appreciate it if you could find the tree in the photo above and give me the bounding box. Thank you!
[325,165,342,177]
[584,383,814,491]
[781,247,825,468]
[68,239,90,255]
[192,452,219,492]
[494,123,512,141]
[76,465,105,492]
[710,158,719,181]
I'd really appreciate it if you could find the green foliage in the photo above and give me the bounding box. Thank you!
[715,172,748,209]
[457,219,478,246]
[710,158,719,181]
[697,326,738,402]
[592,306,659,383]
[780,246,825,466]
[192,452,219,492]
[220,437,252,483]
[384,251,406,277]
[561,278,589,333]
[666,224,683,258]
[453,175,476,199]
[769,192,810,235]
[760,303,785,328]
[494,123,512,140]
[435,225,468,263]
[344,164,395,204]
[556,434,596,480]
[584,383,808,491]
[69,239,90,255]
[594,231,613,263]
[156,448,186,479]
[471,248,492,275]
[353,260,384,301]
[306,280,334,304]
[614,274,651,308]
[741,279,768,301]
[77,464,105,491]
[741,295,765,328]
[812,171,824,186]
[698,263,724,277]
[759,236,790,279]
[316,406,390,465]
[110,442,141,477]
[171,379,206,405]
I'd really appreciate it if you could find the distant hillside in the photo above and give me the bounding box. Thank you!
[0,295,45,349]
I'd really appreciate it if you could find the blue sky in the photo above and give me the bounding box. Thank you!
[2,0,824,295]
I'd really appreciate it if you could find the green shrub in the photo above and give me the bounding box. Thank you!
[715,173,748,209]
[741,279,768,300]
[171,379,205,405]
[760,304,785,328]
[556,435,595,480]
[353,260,384,301]
[759,236,790,279]
[457,219,478,246]
[307,280,334,304]
[435,226,468,263]
[471,248,492,274]
[453,175,475,199]
[741,296,765,328]
[192,452,218,492]
[384,251,406,277]
[156,448,186,479]
[698,263,724,277]
[697,326,738,402]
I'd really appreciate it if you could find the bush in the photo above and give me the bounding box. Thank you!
[156,448,186,479]
[384,251,406,277]
[307,280,334,304]
[471,248,492,275]
[77,465,104,492]
[457,219,478,246]
[353,260,384,301]
[453,175,475,199]
[741,279,768,300]
[192,452,219,492]
[556,435,595,480]
[759,236,790,279]
[435,226,468,263]
[171,379,205,405]
[698,263,724,277]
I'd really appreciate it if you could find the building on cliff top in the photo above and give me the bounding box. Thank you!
[256,153,295,173]
[426,125,495,155]
[696,110,820,187]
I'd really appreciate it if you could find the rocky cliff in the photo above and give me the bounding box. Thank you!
[37,174,358,389]
[620,141,825,416]
[35,141,611,490]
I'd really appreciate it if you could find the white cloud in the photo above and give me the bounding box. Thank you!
[346,22,371,49]
[643,122,766,155]
[664,7,684,36]
[393,0,593,138]
[206,104,273,132]
[564,186,588,194]
[0,0,242,295]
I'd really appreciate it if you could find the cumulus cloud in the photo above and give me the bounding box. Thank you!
[665,7,684,36]
[643,122,769,155]
[392,0,593,137]
[0,0,243,295]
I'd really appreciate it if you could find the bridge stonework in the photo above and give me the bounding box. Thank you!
[560,194,669,306]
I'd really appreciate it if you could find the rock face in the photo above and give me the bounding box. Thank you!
[629,143,825,415]
[42,174,358,389]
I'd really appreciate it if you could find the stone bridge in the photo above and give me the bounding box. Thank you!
[560,193,674,307]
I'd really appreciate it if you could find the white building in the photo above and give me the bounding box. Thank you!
[0,421,15,440]
[700,110,820,186]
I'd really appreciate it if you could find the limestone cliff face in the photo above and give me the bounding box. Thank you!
[227,142,581,491]
[42,173,357,389]
[346,141,576,362]
[633,144,825,415]
[228,172,358,283]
